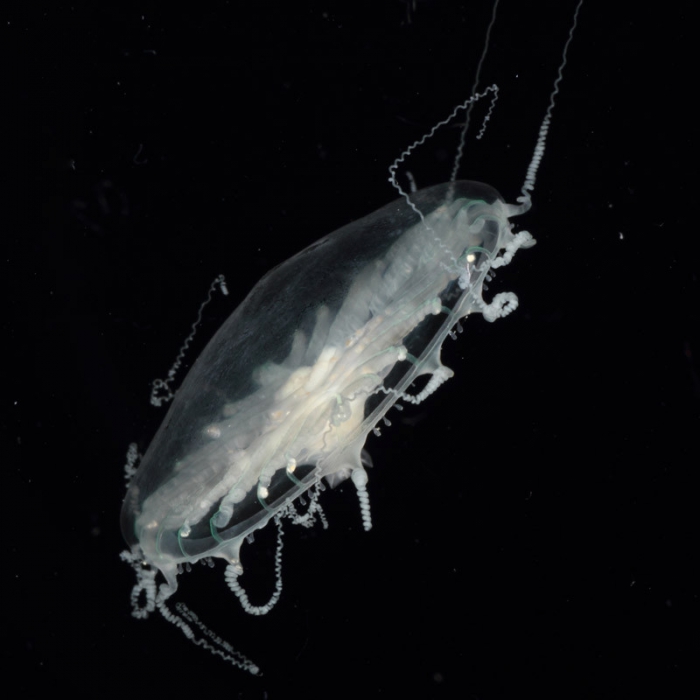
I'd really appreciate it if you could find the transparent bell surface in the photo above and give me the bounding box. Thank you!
[121,180,522,573]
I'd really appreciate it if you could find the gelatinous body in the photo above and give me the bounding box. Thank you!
[121,180,532,592]
[120,0,584,672]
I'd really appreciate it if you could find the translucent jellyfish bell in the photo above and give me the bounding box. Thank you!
[120,0,584,671]
[120,180,532,590]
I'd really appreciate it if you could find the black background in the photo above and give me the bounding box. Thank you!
[6,1,697,698]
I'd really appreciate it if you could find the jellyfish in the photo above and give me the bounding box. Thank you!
[120,0,583,674]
